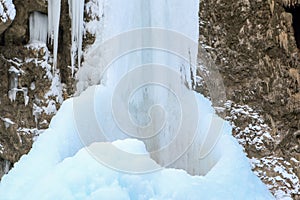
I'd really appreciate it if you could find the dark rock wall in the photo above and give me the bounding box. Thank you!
[0,0,74,179]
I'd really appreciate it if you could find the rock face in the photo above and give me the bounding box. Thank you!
[199,0,300,198]
[0,0,15,35]
[0,0,74,179]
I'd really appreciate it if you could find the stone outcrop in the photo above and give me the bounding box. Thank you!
[199,0,300,198]
[0,0,74,179]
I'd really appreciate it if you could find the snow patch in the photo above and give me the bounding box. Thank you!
[0,0,15,23]
[0,89,274,199]
[0,117,15,129]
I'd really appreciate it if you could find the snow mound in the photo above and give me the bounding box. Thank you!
[0,86,274,199]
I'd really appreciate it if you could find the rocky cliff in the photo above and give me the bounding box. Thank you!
[0,0,73,178]
[199,0,300,198]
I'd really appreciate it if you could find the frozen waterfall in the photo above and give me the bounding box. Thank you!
[76,0,219,175]
[0,0,274,199]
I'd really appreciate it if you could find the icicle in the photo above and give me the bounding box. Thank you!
[47,0,61,70]
[8,66,20,102]
[68,0,85,76]
[3,160,11,174]
[29,12,48,44]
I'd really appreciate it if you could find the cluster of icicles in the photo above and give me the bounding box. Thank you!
[29,0,84,75]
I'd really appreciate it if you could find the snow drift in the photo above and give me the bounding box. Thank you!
[0,86,274,199]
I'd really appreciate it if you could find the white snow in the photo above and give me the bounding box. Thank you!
[33,103,43,125]
[30,82,35,90]
[0,87,274,199]
[85,0,103,35]
[29,12,48,44]
[45,72,63,104]
[47,0,61,69]
[42,99,57,115]
[251,156,300,199]
[8,66,22,74]
[25,43,63,126]
[0,143,3,154]
[68,0,85,76]
[0,0,15,23]
[8,87,29,106]
[112,139,148,154]
[225,101,300,198]
[0,117,15,129]
[7,66,28,104]
[17,127,41,136]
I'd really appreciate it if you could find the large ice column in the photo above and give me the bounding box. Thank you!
[47,0,61,69]
[29,12,48,43]
[77,0,218,175]
[68,0,85,76]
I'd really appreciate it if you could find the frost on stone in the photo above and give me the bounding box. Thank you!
[251,156,300,200]
[85,0,104,35]
[224,101,300,199]
[6,42,63,129]
[0,117,15,129]
[33,103,43,125]
[8,66,29,105]
[224,101,275,153]
[30,82,36,90]
[24,44,63,127]
[0,143,3,154]
[0,0,16,23]
[17,127,41,136]
[42,99,57,115]
[8,88,29,106]
[45,72,63,104]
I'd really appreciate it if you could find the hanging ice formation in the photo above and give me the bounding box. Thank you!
[47,0,61,69]
[68,0,85,76]
[8,66,29,106]
[46,0,85,73]
[29,12,48,43]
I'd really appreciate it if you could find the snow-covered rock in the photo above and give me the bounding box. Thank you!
[0,0,15,34]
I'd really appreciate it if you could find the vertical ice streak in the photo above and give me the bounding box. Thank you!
[80,0,209,175]
[73,0,216,175]
[68,0,85,76]
[47,0,61,70]
[29,12,48,44]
